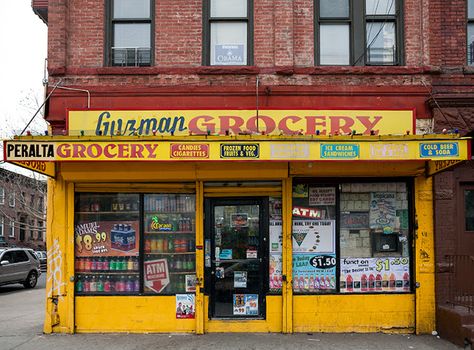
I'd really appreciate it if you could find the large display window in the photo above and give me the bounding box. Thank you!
[292,180,413,295]
[74,192,196,296]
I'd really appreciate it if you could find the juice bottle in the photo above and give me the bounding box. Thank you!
[157,238,163,253]
[162,237,168,253]
[83,275,90,292]
[127,257,134,270]
[403,272,410,291]
[382,273,389,291]
[309,276,315,291]
[361,274,368,291]
[90,276,97,292]
[126,276,134,292]
[293,276,299,292]
[304,275,309,290]
[104,276,111,292]
[346,274,353,292]
[91,258,97,271]
[144,239,151,253]
[134,278,140,292]
[77,258,85,271]
[103,257,110,271]
[376,274,383,291]
[151,238,157,253]
[389,273,396,290]
[314,276,320,289]
[369,274,375,291]
[326,276,331,289]
[299,276,305,290]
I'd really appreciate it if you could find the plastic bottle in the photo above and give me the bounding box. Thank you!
[126,276,134,292]
[314,276,320,290]
[103,257,110,271]
[145,239,151,253]
[346,274,353,292]
[382,273,389,290]
[176,256,182,270]
[90,276,97,292]
[376,274,383,291]
[84,257,91,271]
[121,257,128,271]
[104,276,111,292]
[309,276,315,291]
[361,274,368,292]
[168,238,174,253]
[83,275,90,292]
[369,274,375,291]
[110,257,117,271]
[162,237,168,253]
[75,276,83,293]
[134,278,140,292]
[389,273,396,290]
[133,257,139,271]
[293,276,299,292]
[97,275,104,292]
[403,272,410,291]
[127,257,134,270]
[91,258,97,271]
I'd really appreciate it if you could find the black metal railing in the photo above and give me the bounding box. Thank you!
[446,255,474,311]
[112,47,151,67]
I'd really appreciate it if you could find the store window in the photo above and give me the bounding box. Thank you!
[465,189,474,231]
[203,0,253,66]
[316,0,403,66]
[107,0,153,66]
[468,0,474,65]
[74,192,196,296]
[291,180,412,294]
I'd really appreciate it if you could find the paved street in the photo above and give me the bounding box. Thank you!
[0,275,463,350]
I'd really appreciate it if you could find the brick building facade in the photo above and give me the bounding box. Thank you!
[26,0,472,338]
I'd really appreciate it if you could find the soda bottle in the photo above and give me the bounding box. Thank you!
[75,276,83,293]
[84,257,91,271]
[168,238,174,252]
[162,237,168,253]
[134,278,140,292]
[133,257,139,271]
[104,276,111,292]
[176,256,182,270]
[90,276,97,292]
[109,276,116,292]
[127,257,134,270]
[403,272,410,291]
[110,257,117,271]
[97,257,103,271]
[145,239,151,253]
[83,275,90,292]
[77,258,85,271]
[121,257,128,271]
[126,276,134,292]
[103,257,110,271]
[174,238,180,252]
[97,275,104,292]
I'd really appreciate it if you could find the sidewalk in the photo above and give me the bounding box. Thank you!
[1,332,462,350]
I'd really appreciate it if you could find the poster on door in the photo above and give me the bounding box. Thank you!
[340,257,410,293]
[269,253,282,292]
[270,220,282,253]
[233,294,259,315]
[369,192,397,232]
[292,254,337,293]
[292,220,335,254]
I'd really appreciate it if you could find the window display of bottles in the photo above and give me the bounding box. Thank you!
[144,194,196,295]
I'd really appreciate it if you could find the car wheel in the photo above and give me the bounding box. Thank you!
[23,271,38,289]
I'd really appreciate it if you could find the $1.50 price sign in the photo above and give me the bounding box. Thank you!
[375,257,409,272]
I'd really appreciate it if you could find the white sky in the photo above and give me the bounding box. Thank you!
[0,1,48,174]
[0,1,48,139]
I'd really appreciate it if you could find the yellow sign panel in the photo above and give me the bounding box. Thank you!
[426,159,463,177]
[10,161,56,178]
[3,139,469,163]
[68,110,415,136]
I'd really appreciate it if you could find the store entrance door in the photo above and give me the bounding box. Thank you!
[205,198,268,319]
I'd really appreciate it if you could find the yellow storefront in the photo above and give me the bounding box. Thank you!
[3,110,470,334]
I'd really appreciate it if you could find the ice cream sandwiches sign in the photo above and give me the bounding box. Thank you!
[144,259,170,293]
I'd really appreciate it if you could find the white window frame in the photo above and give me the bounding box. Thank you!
[0,216,4,236]
[0,187,4,205]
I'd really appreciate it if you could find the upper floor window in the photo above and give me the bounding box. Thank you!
[203,0,253,66]
[0,187,4,205]
[9,220,14,238]
[107,0,153,67]
[316,0,402,66]
[468,0,474,65]
[8,193,15,208]
[0,216,4,237]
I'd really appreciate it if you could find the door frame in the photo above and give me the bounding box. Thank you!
[204,196,269,319]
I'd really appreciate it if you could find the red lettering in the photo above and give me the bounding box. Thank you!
[305,116,327,135]
[330,116,355,135]
[278,116,301,135]
[357,116,383,135]
[73,144,86,158]
[130,144,145,158]
[144,144,158,158]
[117,144,130,158]
[188,115,215,134]
[218,116,244,135]
[56,144,71,158]
[86,144,102,158]
[246,115,276,134]
[104,144,116,158]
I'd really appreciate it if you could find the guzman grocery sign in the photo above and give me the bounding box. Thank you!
[68,110,415,136]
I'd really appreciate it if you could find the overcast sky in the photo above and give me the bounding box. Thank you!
[0,1,48,139]
[0,2,48,173]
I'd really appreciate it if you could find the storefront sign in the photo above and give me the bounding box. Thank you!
[170,143,209,158]
[11,160,55,178]
[309,187,336,206]
[426,159,463,176]
[144,259,170,293]
[4,139,469,163]
[419,142,459,158]
[370,143,409,159]
[340,257,410,293]
[292,220,335,254]
[68,109,415,136]
[176,294,195,319]
[220,143,259,158]
[292,206,324,219]
[320,143,359,159]
[293,254,337,292]
[75,220,139,257]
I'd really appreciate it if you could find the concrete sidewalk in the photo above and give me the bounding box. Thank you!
[0,332,463,350]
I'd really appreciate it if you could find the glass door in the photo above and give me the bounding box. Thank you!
[205,198,268,319]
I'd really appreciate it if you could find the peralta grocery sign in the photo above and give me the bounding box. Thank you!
[67,109,415,136]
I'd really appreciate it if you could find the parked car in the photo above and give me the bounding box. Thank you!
[0,248,41,288]
[35,251,47,271]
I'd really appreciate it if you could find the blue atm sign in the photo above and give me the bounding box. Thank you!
[419,142,459,158]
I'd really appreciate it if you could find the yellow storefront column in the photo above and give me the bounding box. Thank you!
[195,181,204,334]
[414,175,436,334]
[44,176,75,334]
[282,177,293,334]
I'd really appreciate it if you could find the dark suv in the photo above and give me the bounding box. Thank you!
[0,248,41,288]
